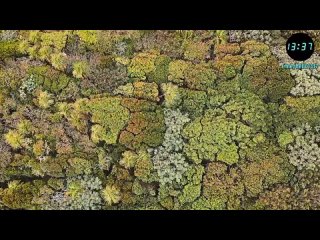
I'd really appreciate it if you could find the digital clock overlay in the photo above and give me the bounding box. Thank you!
[286,33,314,61]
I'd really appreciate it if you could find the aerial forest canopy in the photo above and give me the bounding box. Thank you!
[0,30,320,210]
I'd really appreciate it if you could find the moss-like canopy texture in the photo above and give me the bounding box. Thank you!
[0,30,320,210]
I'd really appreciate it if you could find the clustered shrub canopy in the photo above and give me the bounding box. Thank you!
[0,30,320,210]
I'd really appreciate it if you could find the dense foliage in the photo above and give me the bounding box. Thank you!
[0,30,319,210]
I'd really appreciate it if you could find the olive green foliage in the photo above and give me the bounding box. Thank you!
[178,165,204,206]
[132,81,159,102]
[128,50,159,80]
[0,41,20,60]
[4,120,33,150]
[27,65,73,94]
[120,150,138,169]
[274,96,320,135]
[19,31,69,66]
[179,88,207,118]
[278,131,294,148]
[148,55,171,83]
[203,162,244,209]
[255,182,320,210]
[168,60,190,84]
[214,41,294,102]
[72,61,89,79]
[76,30,98,46]
[161,83,181,108]
[84,97,130,144]
[183,40,210,62]
[240,41,294,102]
[215,30,228,45]
[5,130,24,149]
[240,144,293,198]
[192,196,226,210]
[1,30,320,210]
[184,62,217,90]
[183,90,271,164]
[134,150,153,182]
[36,90,54,109]
[0,180,39,209]
[102,184,121,206]
[202,146,292,210]
[119,98,165,150]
